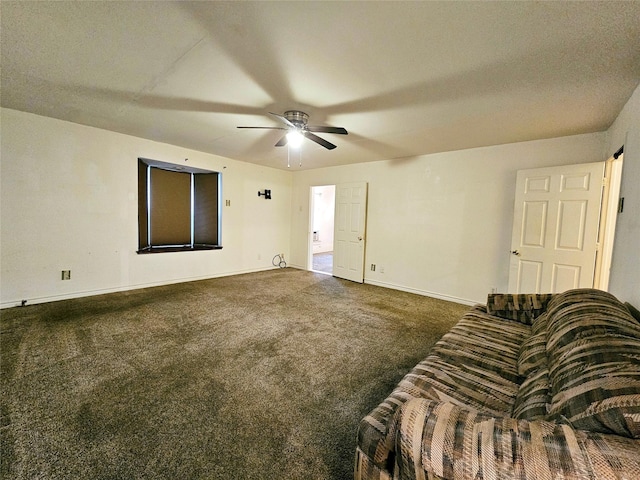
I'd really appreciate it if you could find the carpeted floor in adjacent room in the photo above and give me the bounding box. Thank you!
[1,269,469,480]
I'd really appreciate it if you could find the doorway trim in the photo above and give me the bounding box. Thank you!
[594,153,623,290]
[308,185,336,274]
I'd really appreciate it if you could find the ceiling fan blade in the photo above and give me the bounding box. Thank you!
[306,125,348,135]
[275,135,288,147]
[237,126,286,130]
[268,112,296,128]
[304,132,337,150]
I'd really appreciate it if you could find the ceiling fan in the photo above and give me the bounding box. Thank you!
[237,110,348,150]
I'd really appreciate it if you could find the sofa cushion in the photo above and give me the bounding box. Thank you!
[512,367,551,420]
[513,313,551,420]
[517,330,547,377]
[546,289,640,438]
[402,306,529,413]
[356,305,529,471]
[486,293,554,325]
[531,311,548,336]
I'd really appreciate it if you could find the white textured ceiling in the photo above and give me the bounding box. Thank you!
[2,1,639,170]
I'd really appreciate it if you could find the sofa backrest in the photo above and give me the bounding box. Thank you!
[545,288,640,438]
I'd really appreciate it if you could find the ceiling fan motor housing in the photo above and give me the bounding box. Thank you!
[284,110,309,127]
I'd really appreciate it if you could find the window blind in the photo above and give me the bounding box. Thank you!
[137,158,221,252]
[194,172,219,246]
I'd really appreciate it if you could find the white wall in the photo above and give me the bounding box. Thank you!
[605,83,640,307]
[0,108,292,307]
[290,133,606,304]
[4,101,635,309]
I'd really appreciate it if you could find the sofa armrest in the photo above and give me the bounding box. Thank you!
[395,398,640,480]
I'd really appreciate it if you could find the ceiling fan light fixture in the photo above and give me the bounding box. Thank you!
[238,111,346,159]
[286,130,304,148]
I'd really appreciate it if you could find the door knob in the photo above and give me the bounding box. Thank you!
[511,250,521,256]
[358,236,363,241]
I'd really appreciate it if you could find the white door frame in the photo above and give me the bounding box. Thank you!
[594,154,623,290]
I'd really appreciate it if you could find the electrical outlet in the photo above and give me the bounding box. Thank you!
[61,270,71,280]
[379,266,385,274]
[370,264,376,271]
[491,287,497,294]
[225,199,231,207]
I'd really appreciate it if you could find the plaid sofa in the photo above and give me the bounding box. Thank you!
[355,289,640,480]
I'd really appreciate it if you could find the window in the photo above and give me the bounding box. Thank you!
[137,158,221,253]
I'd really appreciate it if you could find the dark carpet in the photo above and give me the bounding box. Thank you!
[1,269,469,479]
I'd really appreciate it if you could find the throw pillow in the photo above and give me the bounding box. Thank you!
[487,293,554,325]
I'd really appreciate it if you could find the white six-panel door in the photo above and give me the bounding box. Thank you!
[508,162,605,294]
[333,182,368,283]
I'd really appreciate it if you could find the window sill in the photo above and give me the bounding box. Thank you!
[137,245,223,254]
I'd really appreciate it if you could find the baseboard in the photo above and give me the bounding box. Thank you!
[288,265,477,306]
[0,266,278,309]
[363,279,476,306]
[4,270,477,309]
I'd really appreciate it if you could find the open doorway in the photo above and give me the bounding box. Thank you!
[309,185,336,274]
